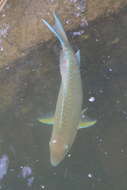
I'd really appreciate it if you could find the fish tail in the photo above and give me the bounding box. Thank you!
[42,12,69,48]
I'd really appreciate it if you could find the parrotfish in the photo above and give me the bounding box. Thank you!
[39,13,96,166]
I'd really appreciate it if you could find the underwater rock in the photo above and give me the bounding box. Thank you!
[0,0,126,68]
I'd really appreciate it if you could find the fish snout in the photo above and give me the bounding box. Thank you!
[49,139,69,167]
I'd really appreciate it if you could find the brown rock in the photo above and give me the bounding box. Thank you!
[0,0,127,67]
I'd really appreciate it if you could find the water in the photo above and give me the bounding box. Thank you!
[0,7,127,190]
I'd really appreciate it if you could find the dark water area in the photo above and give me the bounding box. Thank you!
[0,7,127,190]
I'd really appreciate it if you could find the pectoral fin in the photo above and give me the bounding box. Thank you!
[38,116,54,125]
[79,116,97,129]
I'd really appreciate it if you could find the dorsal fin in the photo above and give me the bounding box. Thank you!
[75,49,80,66]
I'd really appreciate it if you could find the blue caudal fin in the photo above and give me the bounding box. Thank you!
[42,12,69,48]
[53,12,68,43]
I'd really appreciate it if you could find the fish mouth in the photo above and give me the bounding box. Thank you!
[50,159,60,167]
[50,149,67,167]
[50,154,64,167]
[49,138,69,167]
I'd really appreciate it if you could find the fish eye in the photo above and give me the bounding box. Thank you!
[49,139,57,146]
[52,139,57,144]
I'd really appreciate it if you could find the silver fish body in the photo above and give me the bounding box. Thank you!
[50,48,83,166]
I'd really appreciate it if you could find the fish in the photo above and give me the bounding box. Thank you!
[39,13,97,167]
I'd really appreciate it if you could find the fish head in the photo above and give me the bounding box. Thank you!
[49,136,69,167]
